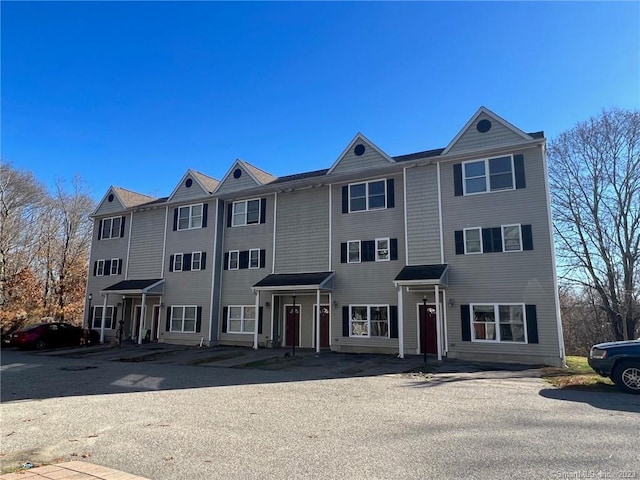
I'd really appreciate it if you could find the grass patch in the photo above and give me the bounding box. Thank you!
[542,355,616,391]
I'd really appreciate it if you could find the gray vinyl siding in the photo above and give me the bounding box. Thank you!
[275,187,330,273]
[161,200,216,343]
[447,113,529,155]
[127,208,166,279]
[330,143,392,175]
[405,164,442,264]
[93,194,125,216]
[215,167,260,195]
[170,178,209,203]
[440,145,561,361]
[330,173,405,350]
[219,195,274,345]
[211,200,226,343]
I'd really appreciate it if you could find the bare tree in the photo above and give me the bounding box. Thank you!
[549,108,640,341]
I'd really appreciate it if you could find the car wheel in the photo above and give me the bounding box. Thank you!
[35,339,47,350]
[612,361,640,394]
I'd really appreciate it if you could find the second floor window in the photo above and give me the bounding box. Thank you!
[463,156,514,195]
[178,204,203,230]
[232,199,261,226]
[349,180,386,212]
[100,216,123,240]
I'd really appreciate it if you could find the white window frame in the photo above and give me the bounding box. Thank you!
[249,249,260,269]
[462,155,515,195]
[375,238,390,262]
[96,259,105,276]
[169,305,197,333]
[349,305,390,338]
[228,250,239,270]
[92,306,114,329]
[348,179,387,212]
[463,227,483,254]
[502,224,523,252]
[173,253,184,272]
[227,305,256,334]
[470,303,527,343]
[347,240,361,263]
[191,251,202,271]
[110,258,119,275]
[232,199,261,227]
[101,216,122,240]
[177,204,203,231]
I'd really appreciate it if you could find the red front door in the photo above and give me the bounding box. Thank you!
[317,306,330,348]
[285,306,300,347]
[419,305,438,355]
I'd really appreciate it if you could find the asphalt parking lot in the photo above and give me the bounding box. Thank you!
[1,344,639,479]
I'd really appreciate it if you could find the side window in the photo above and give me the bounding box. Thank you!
[249,249,260,269]
[229,251,239,270]
[173,253,183,272]
[192,252,202,271]
[347,240,361,263]
[464,228,482,254]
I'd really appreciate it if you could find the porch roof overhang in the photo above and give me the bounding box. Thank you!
[393,264,448,287]
[100,279,164,295]
[252,271,335,292]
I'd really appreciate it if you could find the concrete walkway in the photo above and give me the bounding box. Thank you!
[0,461,149,479]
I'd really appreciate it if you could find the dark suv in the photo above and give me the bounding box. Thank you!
[588,339,640,394]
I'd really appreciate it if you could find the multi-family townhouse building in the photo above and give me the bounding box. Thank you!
[85,107,566,366]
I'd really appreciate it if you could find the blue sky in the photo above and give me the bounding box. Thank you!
[2,1,639,201]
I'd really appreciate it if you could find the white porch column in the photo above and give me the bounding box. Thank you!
[435,285,442,361]
[442,289,449,355]
[138,293,146,345]
[316,289,321,353]
[100,293,108,344]
[253,291,260,349]
[397,286,404,359]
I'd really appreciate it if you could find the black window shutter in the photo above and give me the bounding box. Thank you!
[239,250,249,269]
[340,243,347,263]
[97,220,103,240]
[93,262,97,276]
[482,228,493,253]
[453,164,463,196]
[201,252,207,270]
[166,307,171,331]
[224,252,229,270]
[104,260,111,276]
[461,305,471,341]
[118,259,123,275]
[522,224,533,251]
[390,239,398,261]
[183,253,192,271]
[455,231,464,255]
[390,306,398,339]
[260,198,267,224]
[491,227,503,253]
[526,305,538,344]
[169,255,174,272]
[227,203,233,228]
[514,154,526,189]
[196,307,202,333]
[386,179,395,208]
[202,203,208,228]
[222,307,228,333]
[173,208,178,231]
[112,307,118,329]
[258,307,263,334]
[342,186,348,213]
[120,217,126,237]
[342,306,349,337]
[362,240,375,262]
[260,250,266,268]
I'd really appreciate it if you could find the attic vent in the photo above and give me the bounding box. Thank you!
[185,178,193,188]
[108,194,114,202]
[233,168,242,179]
[354,144,366,156]
[477,119,492,133]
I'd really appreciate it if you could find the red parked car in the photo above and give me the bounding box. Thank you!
[10,322,99,350]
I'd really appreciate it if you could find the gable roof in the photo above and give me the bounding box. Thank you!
[442,106,534,155]
[191,170,220,193]
[327,133,395,175]
[244,161,277,185]
[111,186,157,208]
[214,159,276,194]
